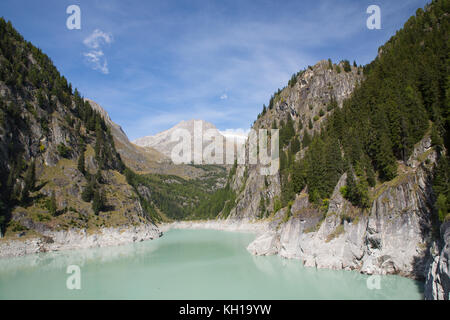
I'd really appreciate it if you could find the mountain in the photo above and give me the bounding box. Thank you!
[80,102,229,221]
[0,18,159,241]
[133,119,246,163]
[86,99,171,173]
[213,0,449,299]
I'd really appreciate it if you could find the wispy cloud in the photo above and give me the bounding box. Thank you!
[83,29,113,49]
[46,0,430,140]
[83,29,113,74]
[83,50,109,74]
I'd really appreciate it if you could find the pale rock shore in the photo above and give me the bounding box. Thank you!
[160,219,269,234]
[0,223,162,259]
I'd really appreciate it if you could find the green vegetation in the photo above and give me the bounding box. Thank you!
[124,166,229,221]
[0,17,126,232]
[327,97,337,112]
[274,0,449,215]
[44,192,57,216]
[288,69,305,88]
[328,58,333,69]
[92,189,106,215]
[342,60,351,72]
[57,143,72,158]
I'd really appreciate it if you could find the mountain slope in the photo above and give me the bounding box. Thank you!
[0,18,158,240]
[85,101,229,221]
[220,0,449,298]
[86,99,172,173]
[224,59,363,221]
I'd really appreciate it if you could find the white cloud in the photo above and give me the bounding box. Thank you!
[219,128,249,141]
[83,50,109,74]
[83,29,113,74]
[220,128,249,136]
[83,29,113,49]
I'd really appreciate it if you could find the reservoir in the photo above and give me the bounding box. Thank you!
[0,229,423,299]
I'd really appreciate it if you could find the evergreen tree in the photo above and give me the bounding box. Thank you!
[436,194,448,222]
[21,160,36,203]
[290,136,301,155]
[81,178,95,202]
[47,191,57,216]
[92,188,105,215]
[302,131,312,148]
[342,60,351,72]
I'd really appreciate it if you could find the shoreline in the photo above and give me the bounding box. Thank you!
[0,219,266,259]
[160,219,269,234]
[0,223,162,259]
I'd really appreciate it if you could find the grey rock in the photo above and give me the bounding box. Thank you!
[425,221,450,300]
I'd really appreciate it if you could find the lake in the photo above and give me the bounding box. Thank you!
[0,229,423,299]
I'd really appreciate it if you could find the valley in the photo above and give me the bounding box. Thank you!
[0,0,448,301]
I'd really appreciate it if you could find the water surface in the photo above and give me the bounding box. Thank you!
[0,229,423,299]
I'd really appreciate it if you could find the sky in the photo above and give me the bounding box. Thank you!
[0,0,430,140]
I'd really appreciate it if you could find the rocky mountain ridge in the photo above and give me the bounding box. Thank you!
[134,119,246,165]
[226,59,363,221]
[0,18,159,243]
[220,1,449,300]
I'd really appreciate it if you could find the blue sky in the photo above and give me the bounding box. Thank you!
[0,0,429,140]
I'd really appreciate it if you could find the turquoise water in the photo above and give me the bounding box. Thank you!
[0,229,423,299]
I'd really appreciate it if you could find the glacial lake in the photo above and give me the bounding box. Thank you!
[0,229,423,299]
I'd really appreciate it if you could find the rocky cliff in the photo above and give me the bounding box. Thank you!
[222,1,450,300]
[226,59,363,221]
[425,221,450,299]
[248,135,437,279]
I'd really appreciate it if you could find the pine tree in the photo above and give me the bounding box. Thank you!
[259,195,266,218]
[21,160,36,203]
[290,136,301,155]
[436,194,448,222]
[81,178,95,202]
[92,188,105,215]
[302,131,312,148]
[342,60,351,72]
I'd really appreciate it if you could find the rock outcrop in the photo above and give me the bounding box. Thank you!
[425,221,450,300]
[246,135,438,280]
[0,223,162,259]
[227,60,363,221]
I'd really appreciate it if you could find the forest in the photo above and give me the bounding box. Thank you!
[273,0,449,221]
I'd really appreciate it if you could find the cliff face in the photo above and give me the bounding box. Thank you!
[223,1,450,301]
[226,60,363,221]
[224,60,449,298]
[425,221,450,299]
[248,136,437,280]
